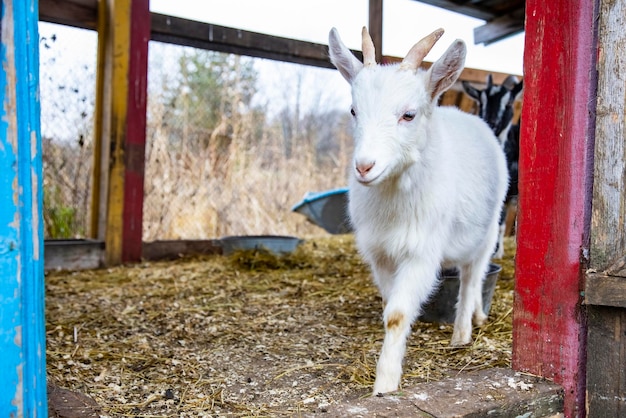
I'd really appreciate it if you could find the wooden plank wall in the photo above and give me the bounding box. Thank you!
[585,0,626,415]
[0,0,47,414]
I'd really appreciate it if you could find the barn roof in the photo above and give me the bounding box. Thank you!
[415,0,525,45]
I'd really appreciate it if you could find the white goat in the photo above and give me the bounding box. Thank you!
[328,27,508,395]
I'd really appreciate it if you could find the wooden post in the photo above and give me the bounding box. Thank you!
[369,0,383,63]
[0,0,47,415]
[93,0,150,264]
[512,1,598,417]
[584,0,626,415]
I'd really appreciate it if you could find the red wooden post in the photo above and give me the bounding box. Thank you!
[512,1,598,417]
[122,0,150,262]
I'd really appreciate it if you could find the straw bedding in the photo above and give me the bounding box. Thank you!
[46,235,516,417]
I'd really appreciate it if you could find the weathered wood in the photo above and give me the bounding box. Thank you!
[122,0,149,263]
[48,384,101,417]
[587,306,626,417]
[606,254,626,277]
[368,0,383,63]
[439,89,460,107]
[327,368,563,417]
[512,1,598,417]
[39,0,97,30]
[592,0,626,272]
[90,0,106,239]
[150,13,340,69]
[100,0,129,265]
[142,240,222,261]
[93,0,149,265]
[44,240,104,271]
[587,2,626,415]
[585,273,626,308]
[414,0,496,21]
[0,0,47,414]
[416,0,525,45]
[473,8,525,45]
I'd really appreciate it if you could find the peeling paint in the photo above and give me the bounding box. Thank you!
[31,166,39,261]
[12,363,24,418]
[1,0,47,415]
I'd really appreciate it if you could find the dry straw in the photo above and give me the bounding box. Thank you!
[46,235,516,417]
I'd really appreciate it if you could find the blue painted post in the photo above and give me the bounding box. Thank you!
[0,0,47,417]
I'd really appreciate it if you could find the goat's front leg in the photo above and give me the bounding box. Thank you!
[372,260,438,395]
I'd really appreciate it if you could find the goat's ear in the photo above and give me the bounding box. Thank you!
[461,80,481,101]
[329,27,364,84]
[426,39,466,100]
[511,79,524,100]
[501,75,519,90]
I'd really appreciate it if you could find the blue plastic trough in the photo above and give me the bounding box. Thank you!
[291,187,352,234]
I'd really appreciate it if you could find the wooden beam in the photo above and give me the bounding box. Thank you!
[39,0,97,30]
[473,8,525,45]
[0,0,47,414]
[39,0,340,68]
[38,0,528,74]
[412,0,495,21]
[585,273,626,309]
[94,0,149,265]
[512,1,598,417]
[150,13,337,69]
[369,0,383,63]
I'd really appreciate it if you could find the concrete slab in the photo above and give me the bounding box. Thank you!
[319,368,564,418]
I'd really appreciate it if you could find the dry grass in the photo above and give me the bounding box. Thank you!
[46,235,516,417]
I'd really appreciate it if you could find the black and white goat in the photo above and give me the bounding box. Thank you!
[462,74,523,146]
[463,75,523,257]
[328,27,508,395]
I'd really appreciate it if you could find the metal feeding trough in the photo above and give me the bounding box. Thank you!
[291,187,352,234]
[220,235,303,256]
[418,263,502,324]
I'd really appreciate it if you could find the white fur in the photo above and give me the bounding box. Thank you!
[328,28,509,395]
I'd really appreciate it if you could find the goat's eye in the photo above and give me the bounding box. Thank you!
[402,111,416,122]
[350,108,356,117]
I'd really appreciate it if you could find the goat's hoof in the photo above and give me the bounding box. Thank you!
[450,332,472,347]
[372,379,399,396]
[473,312,487,326]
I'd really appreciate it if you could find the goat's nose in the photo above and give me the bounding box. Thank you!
[356,161,375,177]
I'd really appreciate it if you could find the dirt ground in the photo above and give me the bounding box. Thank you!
[45,235,516,417]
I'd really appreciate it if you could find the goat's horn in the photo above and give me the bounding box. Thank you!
[361,26,376,67]
[400,28,444,71]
